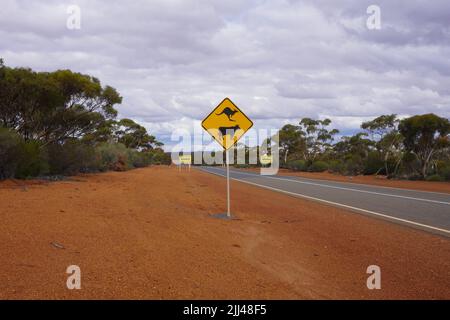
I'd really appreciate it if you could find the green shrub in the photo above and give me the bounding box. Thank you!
[127,150,153,168]
[328,160,344,173]
[342,155,365,176]
[0,127,22,179]
[426,174,445,182]
[149,149,172,165]
[401,152,421,177]
[407,174,424,181]
[436,161,450,181]
[364,151,384,175]
[0,128,49,178]
[15,140,49,178]
[47,140,97,175]
[309,161,328,172]
[95,142,132,171]
[287,160,308,171]
[440,167,450,181]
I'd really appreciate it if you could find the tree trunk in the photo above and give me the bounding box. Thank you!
[384,151,390,176]
[422,149,435,178]
[422,162,428,178]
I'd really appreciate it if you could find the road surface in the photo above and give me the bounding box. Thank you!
[200,166,450,237]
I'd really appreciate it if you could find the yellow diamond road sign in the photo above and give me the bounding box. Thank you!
[260,154,272,165]
[179,155,192,164]
[202,98,253,150]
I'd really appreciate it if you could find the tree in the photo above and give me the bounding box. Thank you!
[43,70,122,145]
[115,118,162,150]
[334,132,373,158]
[278,124,303,164]
[333,132,374,175]
[298,118,339,162]
[0,66,122,145]
[82,119,117,144]
[362,114,402,176]
[399,114,450,178]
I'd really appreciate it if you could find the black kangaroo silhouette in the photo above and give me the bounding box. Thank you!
[216,107,238,121]
[218,125,241,137]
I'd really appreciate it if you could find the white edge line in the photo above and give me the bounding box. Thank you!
[274,172,450,196]
[217,168,450,206]
[200,168,450,236]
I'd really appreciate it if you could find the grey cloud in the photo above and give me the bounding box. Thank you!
[1,0,449,149]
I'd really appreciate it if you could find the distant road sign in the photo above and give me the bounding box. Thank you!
[179,155,192,164]
[201,98,253,150]
[260,154,272,165]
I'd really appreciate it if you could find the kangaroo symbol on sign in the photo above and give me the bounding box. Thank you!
[216,107,238,122]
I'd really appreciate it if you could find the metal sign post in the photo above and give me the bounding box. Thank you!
[179,155,192,173]
[226,148,231,217]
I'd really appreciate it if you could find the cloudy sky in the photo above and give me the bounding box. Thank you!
[1,0,449,150]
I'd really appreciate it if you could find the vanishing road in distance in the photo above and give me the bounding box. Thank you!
[200,167,450,237]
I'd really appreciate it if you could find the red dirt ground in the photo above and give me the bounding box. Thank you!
[0,166,449,299]
[240,168,450,194]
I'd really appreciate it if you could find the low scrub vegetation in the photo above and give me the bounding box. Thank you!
[273,114,450,180]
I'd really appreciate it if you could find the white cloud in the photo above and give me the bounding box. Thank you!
[1,0,449,150]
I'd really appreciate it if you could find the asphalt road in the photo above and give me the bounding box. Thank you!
[200,166,450,237]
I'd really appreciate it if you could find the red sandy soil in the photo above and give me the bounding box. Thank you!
[240,168,450,194]
[0,166,449,299]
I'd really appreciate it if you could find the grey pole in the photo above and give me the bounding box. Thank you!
[226,148,231,217]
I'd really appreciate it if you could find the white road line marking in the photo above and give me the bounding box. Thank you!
[201,168,450,236]
[277,174,450,196]
[209,168,450,206]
